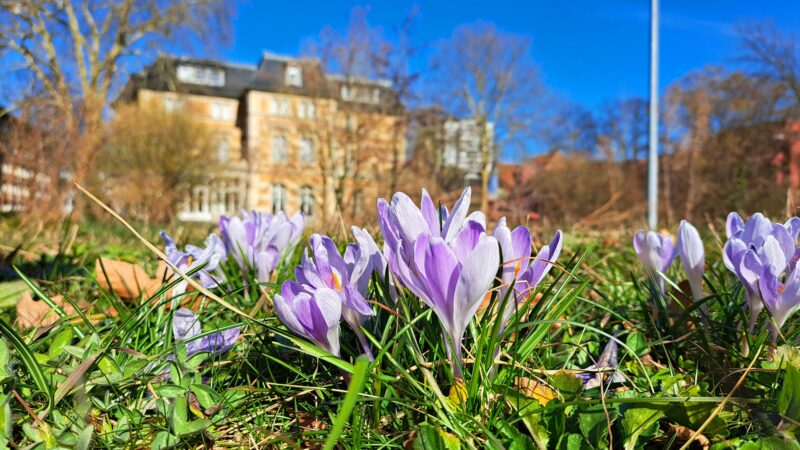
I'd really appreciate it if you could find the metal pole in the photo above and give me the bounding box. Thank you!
[647,0,659,230]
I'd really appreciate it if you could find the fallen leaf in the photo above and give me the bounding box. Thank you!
[16,291,75,330]
[654,423,710,450]
[515,377,557,406]
[95,258,165,299]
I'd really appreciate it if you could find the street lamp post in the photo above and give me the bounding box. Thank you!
[648,0,659,230]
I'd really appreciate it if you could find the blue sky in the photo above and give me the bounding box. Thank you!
[223,0,800,109]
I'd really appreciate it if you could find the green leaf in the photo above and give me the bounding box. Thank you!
[739,436,800,450]
[548,371,584,401]
[171,395,188,436]
[779,364,800,424]
[621,407,664,450]
[0,338,11,385]
[322,356,370,450]
[48,328,73,358]
[178,419,211,437]
[412,424,462,450]
[508,435,537,450]
[578,404,615,448]
[557,433,587,450]
[76,425,93,450]
[151,431,178,450]
[113,417,130,443]
[190,384,219,410]
[0,394,11,439]
[625,331,648,356]
[97,356,116,375]
[157,385,185,399]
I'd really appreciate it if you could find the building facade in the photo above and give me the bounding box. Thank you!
[120,53,405,224]
[407,108,494,186]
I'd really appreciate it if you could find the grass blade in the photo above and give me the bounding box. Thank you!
[322,356,370,450]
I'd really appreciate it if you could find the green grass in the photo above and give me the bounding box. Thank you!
[0,219,799,449]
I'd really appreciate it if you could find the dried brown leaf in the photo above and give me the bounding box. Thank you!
[95,258,162,299]
[515,377,557,406]
[16,291,75,330]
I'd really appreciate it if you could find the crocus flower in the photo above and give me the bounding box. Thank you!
[172,308,240,357]
[295,234,375,357]
[378,188,499,378]
[677,220,705,302]
[493,218,563,329]
[633,230,676,294]
[345,227,385,296]
[161,231,225,297]
[273,281,342,356]
[723,213,797,331]
[577,337,625,390]
[378,188,486,293]
[758,265,800,342]
[219,210,304,282]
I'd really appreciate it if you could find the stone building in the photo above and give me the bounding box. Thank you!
[119,52,405,224]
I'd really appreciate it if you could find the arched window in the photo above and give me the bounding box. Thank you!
[299,186,314,217]
[272,184,286,214]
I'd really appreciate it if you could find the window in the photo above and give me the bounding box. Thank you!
[272,184,286,214]
[216,139,229,163]
[177,64,225,87]
[443,143,458,166]
[340,85,380,104]
[211,102,233,121]
[286,66,303,87]
[272,135,287,162]
[270,98,290,117]
[300,186,314,217]
[299,138,315,163]
[298,101,315,119]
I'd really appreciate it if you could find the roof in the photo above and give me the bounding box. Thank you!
[120,54,403,113]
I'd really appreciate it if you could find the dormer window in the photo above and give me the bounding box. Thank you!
[176,64,225,87]
[340,85,380,105]
[286,65,303,87]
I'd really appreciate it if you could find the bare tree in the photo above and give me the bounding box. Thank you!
[0,0,233,202]
[429,22,546,211]
[738,20,800,112]
[663,67,788,220]
[302,7,411,223]
[96,102,218,223]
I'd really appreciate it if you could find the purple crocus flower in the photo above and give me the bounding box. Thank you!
[160,231,225,297]
[296,234,375,356]
[219,210,304,283]
[378,188,499,378]
[378,188,486,291]
[172,308,240,357]
[633,230,676,294]
[493,218,563,328]
[577,337,625,390]
[273,281,342,356]
[346,226,397,304]
[758,263,800,342]
[677,220,705,302]
[723,213,797,331]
